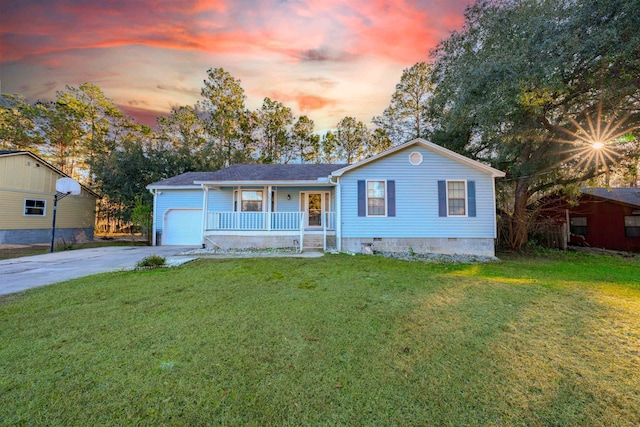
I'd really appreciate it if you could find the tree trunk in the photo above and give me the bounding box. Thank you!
[510,178,531,250]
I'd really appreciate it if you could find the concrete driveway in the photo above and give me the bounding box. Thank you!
[0,246,196,296]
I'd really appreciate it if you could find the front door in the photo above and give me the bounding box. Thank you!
[307,193,323,228]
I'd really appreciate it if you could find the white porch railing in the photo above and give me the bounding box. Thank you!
[207,211,307,231]
[206,211,336,232]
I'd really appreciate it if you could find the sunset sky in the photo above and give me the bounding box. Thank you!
[0,0,468,131]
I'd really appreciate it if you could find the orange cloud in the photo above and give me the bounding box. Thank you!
[267,91,338,113]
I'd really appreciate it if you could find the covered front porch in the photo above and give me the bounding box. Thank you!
[201,184,337,252]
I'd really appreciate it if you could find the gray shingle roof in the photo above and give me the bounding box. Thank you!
[148,164,348,187]
[582,188,640,207]
[0,150,25,155]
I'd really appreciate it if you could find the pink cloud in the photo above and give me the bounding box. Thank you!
[1,0,469,129]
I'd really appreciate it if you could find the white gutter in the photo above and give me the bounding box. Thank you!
[193,180,337,186]
[149,188,157,246]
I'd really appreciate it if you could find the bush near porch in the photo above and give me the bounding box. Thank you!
[1,253,639,425]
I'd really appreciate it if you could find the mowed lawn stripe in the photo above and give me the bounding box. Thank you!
[1,253,639,426]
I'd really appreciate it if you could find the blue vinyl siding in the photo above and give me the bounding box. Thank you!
[155,189,203,233]
[207,187,234,210]
[339,145,497,239]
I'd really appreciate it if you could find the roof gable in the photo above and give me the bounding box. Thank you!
[330,138,505,178]
[0,150,99,198]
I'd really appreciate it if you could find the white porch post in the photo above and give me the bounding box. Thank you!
[201,184,209,247]
[266,185,272,231]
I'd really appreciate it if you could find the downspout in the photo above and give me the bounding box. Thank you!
[149,188,157,246]
[201,184,209,248]
[329,175,341,251]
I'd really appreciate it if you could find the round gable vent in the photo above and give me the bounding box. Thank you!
[409,151,423,165]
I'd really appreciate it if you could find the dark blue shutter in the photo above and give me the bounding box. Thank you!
[357,180,366,216]
[468,180,476,217]
[387,180,395,217]
[438,180,447,217]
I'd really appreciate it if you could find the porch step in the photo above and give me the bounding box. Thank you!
[302,235,324,252]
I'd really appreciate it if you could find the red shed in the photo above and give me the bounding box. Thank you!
[564,188,640,251]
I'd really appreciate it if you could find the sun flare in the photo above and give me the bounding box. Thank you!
[550,100,636,175]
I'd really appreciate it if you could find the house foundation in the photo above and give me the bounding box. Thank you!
[341,237,496,257]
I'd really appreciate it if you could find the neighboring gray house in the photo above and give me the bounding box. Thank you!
[146,138,505,256]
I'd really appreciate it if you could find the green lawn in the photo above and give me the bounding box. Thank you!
[1,252,639,426]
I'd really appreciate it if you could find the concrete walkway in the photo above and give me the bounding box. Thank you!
[0,246,195,296]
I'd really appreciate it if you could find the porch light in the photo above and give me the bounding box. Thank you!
[287,194,291,200]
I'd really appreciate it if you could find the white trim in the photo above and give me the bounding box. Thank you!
[151,189,157,246]
[446,180,468,217]
[409,151,423,165]
[331,138,505,178]
[194,180,337,186]
[205,230,301,237]
[201,185,209,246]
[492,176,498,238]
[24,198,46,216]
[235,188,265,212]
[304,191,326,228]
[147,185,201,190]
[366,180,387,217]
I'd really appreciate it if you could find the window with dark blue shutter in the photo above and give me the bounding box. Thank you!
[438,181,447,217]
[387,180,395,217]
[468,180,476,217]
[357,180,366,216]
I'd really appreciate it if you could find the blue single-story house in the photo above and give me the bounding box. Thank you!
[146,138,505,256]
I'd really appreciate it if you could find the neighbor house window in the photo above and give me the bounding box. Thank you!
[624,216,640,238]
[570,217,588,237]
[241,190,263,212]
[367,180,386,216]
[24,199,46,216]
[447,181,466,216]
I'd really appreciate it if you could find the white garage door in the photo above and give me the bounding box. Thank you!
[163,209,202,245]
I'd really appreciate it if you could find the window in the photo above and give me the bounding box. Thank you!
[367,181,386,216]
[570,217,588,237]
[241,190,263,212]
[24,199,46,216]
[409,151,423,165]
[447,181,466,216]
[624,216,640,238]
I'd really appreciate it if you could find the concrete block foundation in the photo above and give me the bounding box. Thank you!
[341,237,496,257]
[0,228,94,245]
[204,234,301,250]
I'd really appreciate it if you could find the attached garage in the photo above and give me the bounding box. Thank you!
[162,209,202,245]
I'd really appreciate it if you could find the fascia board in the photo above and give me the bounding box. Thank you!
[193,180,336,186]
[146,185,201,190]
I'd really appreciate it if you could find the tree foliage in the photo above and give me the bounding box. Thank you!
[255,97,294,163]
[430,0,640,249]
[373,62,435,145]
[198,68,247,167]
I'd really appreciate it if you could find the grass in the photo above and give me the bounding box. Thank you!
[1,252,639,426]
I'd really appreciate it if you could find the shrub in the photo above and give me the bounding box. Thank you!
[136,255,166,269]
